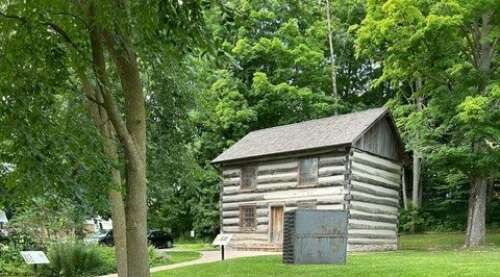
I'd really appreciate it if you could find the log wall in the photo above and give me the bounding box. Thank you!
[347,148,401,251]
[219,147,401,252]
[221,150,348,250]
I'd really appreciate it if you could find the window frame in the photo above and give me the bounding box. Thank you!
[240,165,257,191]
[239,205,257,230]
[298,157,319,186]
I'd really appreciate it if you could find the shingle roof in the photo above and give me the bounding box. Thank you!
[212,107,391,164]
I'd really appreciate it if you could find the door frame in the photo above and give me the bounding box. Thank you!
[268,202,285,243]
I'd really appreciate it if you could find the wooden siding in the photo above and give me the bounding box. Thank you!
[353,117,400,161]
[221,150,348,249]
[347,148,401,251]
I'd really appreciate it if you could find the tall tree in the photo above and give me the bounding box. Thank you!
[356,0,499,246]
[1,1,207,275]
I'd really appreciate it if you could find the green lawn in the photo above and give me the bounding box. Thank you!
[173,240,217,251]
[153,250,500,277]
[153,231,500,277]
[165,251,202,264]
[400,230,500,251]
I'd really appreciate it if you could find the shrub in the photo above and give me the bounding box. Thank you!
[399,204,426,233]
[39,242,105,277]
[0,242,32,276]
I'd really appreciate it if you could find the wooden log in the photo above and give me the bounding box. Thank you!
[223,186,344,204]
[318,175,345,186]
[319,156,346,167]
[285,198,345,207]
[223,177,240,187]
[223,217,269,227]
[350,180,399,199]
[222,195,346,210]
[349,210,398,224]
[348,223,397,231]
[222,226,268,233]
[222,209,268,219]
[351,162,400,183]
[348,238,398,245]
[222,203,268,211]
[318,166,345,177]
[348,219,397,231]
[349,229,396,236]
[257,166,298,176]
[349,191,399,207]
[351,170,400,189]
[349,200,398,215]
[256,172,297,184]
[224,180,343,196]
[257,161,298,172]
[316,204,344,210]
[348,243,397,252]
[352,151,401,174]
[223,194,265,204]
[222,169,241,178]
[348,233,396,240]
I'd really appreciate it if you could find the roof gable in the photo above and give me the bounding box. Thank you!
[212,107,402,164]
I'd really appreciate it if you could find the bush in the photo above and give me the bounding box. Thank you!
[399,204,426,233]
[39,242,105,277]
[0,242,32,276]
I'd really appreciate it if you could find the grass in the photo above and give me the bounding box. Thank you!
[152,231,500,277]
[153,250,500,277]
[174,239,217,251]
[163,251,202,264]
[400,230,500,250]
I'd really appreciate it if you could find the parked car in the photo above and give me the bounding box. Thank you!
[148,230,174,249]
[96,229,174,249]
[98,230,114,246]
[84,229,110,245]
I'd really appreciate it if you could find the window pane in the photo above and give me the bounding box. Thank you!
[240,206,256,228]
[299,158,318,185]
[241,166,256,189]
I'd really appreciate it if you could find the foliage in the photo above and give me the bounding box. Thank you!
[0,242,31,276]
[356,0,499,237]
[399,203,426,233]
[39,243,105,277]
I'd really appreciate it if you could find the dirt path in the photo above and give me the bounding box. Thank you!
[99,249,279,277]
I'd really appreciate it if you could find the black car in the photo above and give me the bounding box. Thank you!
[148,230,174,249]
[98,229,174,249]
[94,229,113,246]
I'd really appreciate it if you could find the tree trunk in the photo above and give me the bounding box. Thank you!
[463,10,494,249]
[102,28,149,277]
[82,1,149,275]
[401,167,408,210]
[412,154,421,208]
[465,177,487,247]
[103,127,128,277]
[324,0,338,114]
[412,79,424,208]
[80,73,128,277]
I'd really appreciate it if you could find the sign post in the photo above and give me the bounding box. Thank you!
[212,234,233,261]
[20,251,50,276]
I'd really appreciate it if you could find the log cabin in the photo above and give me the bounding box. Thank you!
[212,107,409,251]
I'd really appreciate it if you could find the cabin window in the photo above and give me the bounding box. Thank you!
[239,205,256,229]
[299,158,318,186]
[240,165,256,190]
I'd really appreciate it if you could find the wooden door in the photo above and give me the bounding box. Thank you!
[270,206,284,243]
